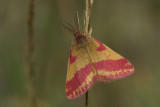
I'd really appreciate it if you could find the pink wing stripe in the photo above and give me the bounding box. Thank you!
[94,58,133,71]
[95,40,106,51]
[66,64,94,98]
[69,50,77,64]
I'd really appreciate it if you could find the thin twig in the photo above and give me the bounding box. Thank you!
[85,91,88,107]
[84,0,94,107]
[25,0,38,107]
[84,0,93,35]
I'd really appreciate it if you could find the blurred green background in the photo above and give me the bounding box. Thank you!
[0,0,160,107]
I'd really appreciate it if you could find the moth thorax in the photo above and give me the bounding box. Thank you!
[75,34,87,44]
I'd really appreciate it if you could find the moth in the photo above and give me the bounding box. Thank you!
[63,13,134,100]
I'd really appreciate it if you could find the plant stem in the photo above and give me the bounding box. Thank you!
[85,91,88,107]
[25,0,38,107]
[84,0,93,107]
[84,0,93,34]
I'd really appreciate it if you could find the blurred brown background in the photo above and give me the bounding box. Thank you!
[0,0,160,107]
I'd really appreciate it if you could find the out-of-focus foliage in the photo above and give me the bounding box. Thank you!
[0,0,160,107]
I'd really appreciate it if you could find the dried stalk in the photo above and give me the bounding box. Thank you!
[25,0,38,107]
[84,0,93,35]
[84,0,94,107]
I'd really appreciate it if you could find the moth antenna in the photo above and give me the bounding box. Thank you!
[74,11,80,31]
[63,22,76,34]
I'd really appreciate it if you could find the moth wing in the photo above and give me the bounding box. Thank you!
[65,42,96,100]
[66,37,134,99]
[85,38,134,81]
